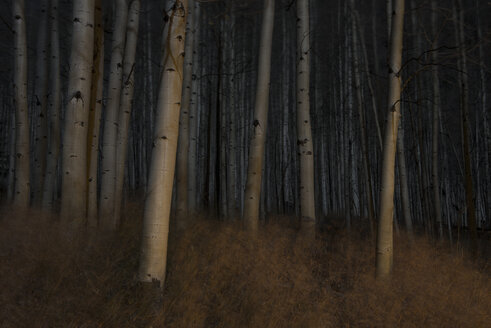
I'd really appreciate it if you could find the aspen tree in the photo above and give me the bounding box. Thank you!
[113,0,141,224]
[42,0,61,209]
[100,0,128,229]
[32,0,49,204]
[176,0,196,218]
[87,0,105,226]
[376,0,405,279]
[455,0,477,250]
[12,0,30,207]
[138,0,187,286]
[296,0,316,231]
[244,0,275,232]
[431,0,443,238]
[60,0,95,223]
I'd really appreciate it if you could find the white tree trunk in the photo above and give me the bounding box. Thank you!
[42,0,61,210]
[86,0,105,227]
[376,0,405,279]
[12,0,30,207]
[296,0,316,231]
[60,0,95,224]
[99,0,128,229]
[113,0,141,225]
[138,0,187,286]
[243,0,275,232]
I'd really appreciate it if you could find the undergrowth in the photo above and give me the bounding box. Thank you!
[0,204,489,327]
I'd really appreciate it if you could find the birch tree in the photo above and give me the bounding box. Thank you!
[12,0,30,207]
[100,0,128,229]
[113,0,141,224]
[296,0,316,231]
[376,0,405,279]
[138,0,187,286]
[243,0,275,232]
[60,0,95,223]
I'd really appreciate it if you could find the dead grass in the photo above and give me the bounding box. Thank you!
[0,203,489,327]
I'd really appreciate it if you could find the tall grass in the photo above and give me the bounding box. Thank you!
[0,204,489,327]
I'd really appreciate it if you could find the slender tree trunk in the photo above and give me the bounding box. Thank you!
[350,0,375,235]
[376,0,405,279]
[86,0,104,226]
[113,0,141,225]
[397,119,413,235]
[455,0,477,251]
[99,0,128,229]
[32,0,49,204]
[243,0,275,232]
[12,0,30,207]
[296,0,316,233]
[42,0,61,210]
[176,0,196,218]
[431,0,443,238]
[188,1,200,212]
[138,0,187,286]
[60,0,95,224]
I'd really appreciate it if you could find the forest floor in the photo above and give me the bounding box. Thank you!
[0,203,490,328]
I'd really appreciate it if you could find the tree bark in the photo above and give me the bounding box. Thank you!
[60,0,95,224]
[99,0,128,229]
[376,0,405,279]
[138,0,187,286]
[296,0,316,233]
[113,0,141,225]
[243,0,275,232]
[12,0,30,207]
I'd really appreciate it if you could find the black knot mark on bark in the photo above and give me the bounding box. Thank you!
[166,68,175,72]
[73,18,81,23]
[253,119,260,128]
[16,153,22,158]
[306,151,312,155]
[177,35,183,42]
[297,138,309,146]
[15,15,21,20]
[161,136,167,140]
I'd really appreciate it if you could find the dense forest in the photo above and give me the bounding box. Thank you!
[0,0,490,326]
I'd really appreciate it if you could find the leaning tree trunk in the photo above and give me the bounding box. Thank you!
[296,0,316,233]
[376,0,405,279]
[243,0,275,233]
[32,0,49,205]
[138,0,187,287]
[42,0,61,210]
[86,0,104,227]
[99,0,128,229]
[113,0,141,225]
[176,0,196,219]
[12,0,30,207]
[60,0,95,224]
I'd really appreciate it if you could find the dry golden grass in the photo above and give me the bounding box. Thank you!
[0,203,489,327]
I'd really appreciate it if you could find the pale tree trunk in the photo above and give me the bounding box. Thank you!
[376,0,405,279]
[32,0,49,204]
[243,0,275,233]
[431,0,443,238]
[455,0,477,250]
[113,0,141,225]
[176,0,196,219]
[350,0,375,235]
[60,0,95,224]
[86,0,104,227]
[42,0,61,210]
[296,0,316,232]
[99,0,128,229]
[187,1,200,212]
[138,0,187,286]
[12,0,30,207]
